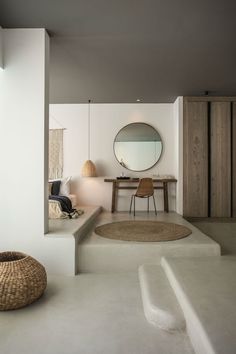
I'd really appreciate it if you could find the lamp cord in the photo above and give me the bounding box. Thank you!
[88,99,91,160]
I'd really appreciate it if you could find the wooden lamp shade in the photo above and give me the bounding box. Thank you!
[82,159,97,177]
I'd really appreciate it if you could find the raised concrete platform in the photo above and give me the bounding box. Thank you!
[161,256,236,354]
[44,206,102,275]
[78,211,221,273]
[139,264,185,331]
[48,206,101,240]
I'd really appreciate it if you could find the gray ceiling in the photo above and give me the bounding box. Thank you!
[1,0,236,103]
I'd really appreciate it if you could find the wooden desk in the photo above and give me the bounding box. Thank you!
[104,178,177,213]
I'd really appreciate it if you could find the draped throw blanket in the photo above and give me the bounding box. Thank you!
[49,129,63,180]
[48,198,81,219]
[48,180,82,219]
[49,195,77,218]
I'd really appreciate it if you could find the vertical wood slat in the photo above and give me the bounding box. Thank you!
[232,103,236,216]
[183,101,208,217]
[210,102,231,217]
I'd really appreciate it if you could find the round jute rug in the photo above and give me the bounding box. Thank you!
[95,220,192,242]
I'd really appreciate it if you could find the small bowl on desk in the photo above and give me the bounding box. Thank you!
[116,176,130,180]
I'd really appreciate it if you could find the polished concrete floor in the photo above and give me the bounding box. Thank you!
[2,213,234,354]
[1,211,197,354]
[0,272,194,354]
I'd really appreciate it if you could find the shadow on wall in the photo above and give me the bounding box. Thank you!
[94,160,107,177]
[70,178,79,195]
[70,177,107,208]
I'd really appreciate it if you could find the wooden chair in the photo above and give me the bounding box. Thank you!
[129,178,157,216]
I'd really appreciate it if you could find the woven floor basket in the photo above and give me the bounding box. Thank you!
[0,251,47,310]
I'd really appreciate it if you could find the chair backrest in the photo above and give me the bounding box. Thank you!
[135,178,154,197]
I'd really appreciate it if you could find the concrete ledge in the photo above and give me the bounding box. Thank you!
[78,211,221,273]
[48,206,102,240]
[42,206,102,275]
[161,256,236,354]
[139,264,185,331]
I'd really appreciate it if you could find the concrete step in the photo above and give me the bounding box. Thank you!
[161,256,236,354]
[139,264,186,331]
[78,226,220,273]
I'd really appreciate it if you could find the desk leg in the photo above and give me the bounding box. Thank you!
[111,181,117,213]
[163,182,169,212]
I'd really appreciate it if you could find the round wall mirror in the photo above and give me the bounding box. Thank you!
[113,122,163,172]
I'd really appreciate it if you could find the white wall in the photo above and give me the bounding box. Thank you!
[0,26,3,68]
[0,29,76,275]
[0,29,48,238]
[50,103,178,211]
[173,97,183,215]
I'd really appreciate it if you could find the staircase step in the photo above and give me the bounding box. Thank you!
[161,256,236,354]
[139,264,186,331]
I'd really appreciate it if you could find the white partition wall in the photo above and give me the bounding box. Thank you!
[0,26,3,68]
[0,28,49,239]
[0,29,70,273]
[0,29,78,275]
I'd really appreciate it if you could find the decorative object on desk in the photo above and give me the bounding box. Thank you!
[95,221,192,242]
[116,176,130,180]
[82,99,97,177]
[162,175,175,179]
[0,251,47,310]
[113,122,163,172]
[153,174,174,179]
[117,172,130,179]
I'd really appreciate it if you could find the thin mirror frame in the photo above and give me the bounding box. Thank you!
[113,122,163,172]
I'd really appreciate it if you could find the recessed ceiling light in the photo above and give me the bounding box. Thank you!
[136,99,141,102]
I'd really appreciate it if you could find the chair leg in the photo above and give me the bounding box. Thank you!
[147,197,149,213]
[134,196,136,216]
[153,195,157,215]
[129,195,133,214]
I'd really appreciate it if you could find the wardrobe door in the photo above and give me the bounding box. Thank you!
[183,101,208,217]
[210,102,231,217]
[232,103,236,216]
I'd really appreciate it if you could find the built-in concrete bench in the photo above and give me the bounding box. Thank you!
[44,206,102,275]
[48,206,101,240]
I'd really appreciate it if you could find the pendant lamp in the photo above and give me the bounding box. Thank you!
[82,99,97,177]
